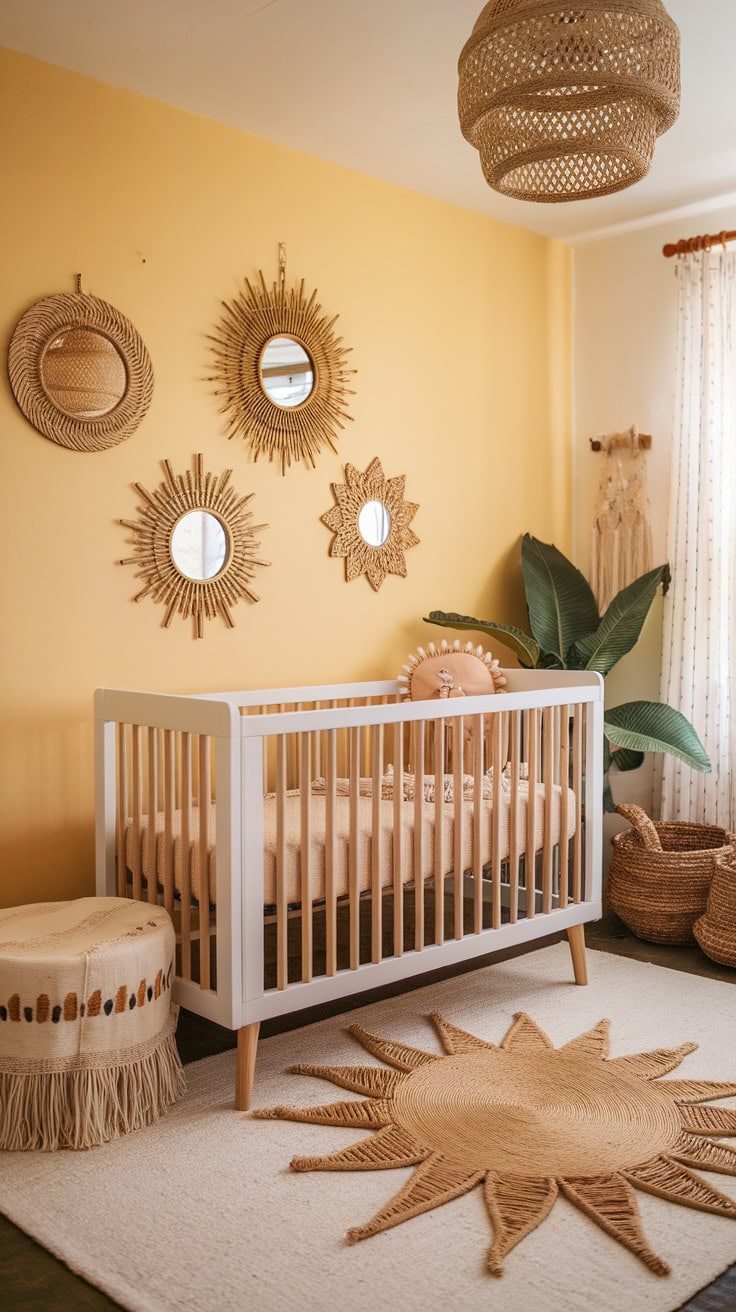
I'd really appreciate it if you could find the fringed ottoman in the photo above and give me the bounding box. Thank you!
[0,897,185,1150]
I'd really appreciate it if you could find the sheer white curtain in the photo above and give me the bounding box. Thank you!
[660,250,736,826]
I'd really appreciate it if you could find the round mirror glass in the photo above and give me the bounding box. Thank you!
[40,327,127,418]
[259,335,314,408]
[358,500,391,548]
[170,511,228,581]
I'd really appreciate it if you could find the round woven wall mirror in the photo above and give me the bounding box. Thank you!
[40,327,128,418]
[119,453,270,638]
[8,289,153,452]
[259,335,315,409]
[210,252,355,474]
[170,510,229,581]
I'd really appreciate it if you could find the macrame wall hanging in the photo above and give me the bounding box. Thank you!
[590,427,653,612]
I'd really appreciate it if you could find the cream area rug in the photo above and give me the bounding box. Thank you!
[1,945,735,1312]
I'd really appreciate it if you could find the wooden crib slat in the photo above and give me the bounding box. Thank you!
[312,705,322,783]
[411,720,424,951]
[163,730,175,917]
[473,714,483,935]
[573,704,584,904]
[542,707,554,915]
[325,729,337,977]
[131,725,143,902]
[525,709,538,920]
[276,735,287,990]
[299,733,313,983]
[453,717,464,940]
[491,712,503,930]
[146,728,158,903]
[349,727,360,971]
[371,723,383,964]
[508,710,521,925]
[116,724,128,899]
[180,733,192,982]
[198,736,211,991]
[434,718,445,945]
[559,706,570,908]
[393,722,403,957]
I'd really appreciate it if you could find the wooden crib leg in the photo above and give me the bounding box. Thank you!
[236,1022,260,1111]
[566,925,588,986]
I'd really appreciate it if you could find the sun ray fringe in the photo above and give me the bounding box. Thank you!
[608,1043,698,1080]
[345,1154,484,1245]
[560,1174,670,1277]
[430,1011,498,1055]
[679,1105,736,1136]
[289,1063,404,1100]
[624,1156,736,1217]
[290,1124,428,1174]
[347,1024,439,1071]
[485,1174,557,1276]
[501,1013,554,1053]
[252,1098,395,1129]
[659,1079,736,1104]
[561,1019,610,1058]
[670,1132,736,1175]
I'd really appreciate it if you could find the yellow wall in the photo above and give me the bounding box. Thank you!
[0,47,572,907]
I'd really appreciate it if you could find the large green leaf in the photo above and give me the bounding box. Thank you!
[571,565,671,675]
[610,748,645,773]
[424,611,541,668]
[521,535,599,667]
[604,701,711,773]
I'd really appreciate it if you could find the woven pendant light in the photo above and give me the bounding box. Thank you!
[458,0,680,203]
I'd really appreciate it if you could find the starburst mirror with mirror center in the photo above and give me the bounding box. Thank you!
[119,452,270,638]
[321,457,420,591]
[256,1011,736,1277]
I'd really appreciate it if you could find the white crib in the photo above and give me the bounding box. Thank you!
[94,670,604,1108]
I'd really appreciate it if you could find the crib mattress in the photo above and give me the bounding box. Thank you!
[124,784,577,908]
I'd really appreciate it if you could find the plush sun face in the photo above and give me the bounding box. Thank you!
[254,1012,736,1277]
[398,639,506,701]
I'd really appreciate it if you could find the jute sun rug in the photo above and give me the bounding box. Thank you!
[1,944,736,1312]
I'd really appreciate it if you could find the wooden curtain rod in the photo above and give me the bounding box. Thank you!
[589,431,652,453]
[663,229,735,258]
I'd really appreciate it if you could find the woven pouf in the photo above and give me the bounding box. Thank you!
[695,853,736,967]
[0,897,185,1150]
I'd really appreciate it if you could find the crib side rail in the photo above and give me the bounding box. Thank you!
[243,683,603,1023]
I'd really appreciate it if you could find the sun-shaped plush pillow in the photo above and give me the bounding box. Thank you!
[398,640,506,701]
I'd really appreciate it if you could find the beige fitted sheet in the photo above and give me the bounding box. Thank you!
[124,783,576,908]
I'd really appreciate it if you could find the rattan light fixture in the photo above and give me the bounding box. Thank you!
[458,0,680,204]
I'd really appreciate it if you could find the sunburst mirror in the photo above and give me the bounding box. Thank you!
[119,453,270,638]
[321,457,419,591]
[209,247,356,474]
[8,282,153,452]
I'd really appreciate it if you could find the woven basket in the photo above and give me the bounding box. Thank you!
[694,852,736,967]
[609,804,735,945]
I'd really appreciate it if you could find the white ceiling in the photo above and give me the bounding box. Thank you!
[1,0,734,241]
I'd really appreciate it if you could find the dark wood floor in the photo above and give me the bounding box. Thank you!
[1,915,734,1312]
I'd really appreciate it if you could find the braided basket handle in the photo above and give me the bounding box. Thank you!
[616,803,663,851]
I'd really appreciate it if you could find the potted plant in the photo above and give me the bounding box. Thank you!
[425,534,710,810]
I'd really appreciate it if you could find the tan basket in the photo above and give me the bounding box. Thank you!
[609,804,735,945]
[694,852,736,967]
